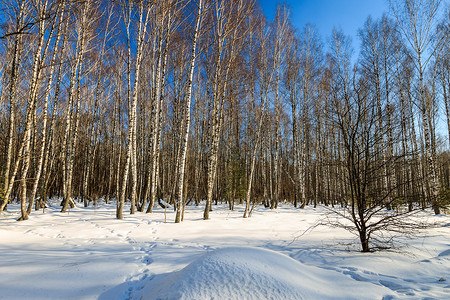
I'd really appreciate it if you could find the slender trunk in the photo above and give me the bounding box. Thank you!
[119,2,149,218]
[0,0,26,215]
[62,0,90,213]
[29,1,66,213]
[175,0,203,223]
[442,64,450,149]
[291,96,300,207]
[419,62,440,214]
[18,1,48,220]
[148,28,168,213]
[204,38,224,220]
[383,50,397,203]
[115,93,123,217]
[243,93,265,218]
[117,3,133,219]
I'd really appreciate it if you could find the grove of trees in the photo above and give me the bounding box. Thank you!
[0,0,449,251]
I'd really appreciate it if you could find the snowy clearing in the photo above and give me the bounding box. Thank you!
[1,200,449,300]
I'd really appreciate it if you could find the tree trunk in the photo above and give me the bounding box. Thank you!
[119,1,150,218]
[18,0,49,220]
[29,0,66,213]
[0,0,26,215]
[175,0,203,223]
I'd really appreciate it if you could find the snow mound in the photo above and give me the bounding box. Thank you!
[137,247,376,300]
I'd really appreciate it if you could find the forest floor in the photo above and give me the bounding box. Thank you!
[0,200,449,299]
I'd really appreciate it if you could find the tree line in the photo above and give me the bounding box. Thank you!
[0,0,449,230]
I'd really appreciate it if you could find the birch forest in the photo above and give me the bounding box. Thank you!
[0,0,449,228]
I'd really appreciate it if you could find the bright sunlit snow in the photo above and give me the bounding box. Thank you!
[1,200,449,300]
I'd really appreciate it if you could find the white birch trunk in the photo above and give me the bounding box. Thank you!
[0,0,26,215]
[61,0,91,213]
[118,1,150,218]
[29,0,66,213]
[18,0,48,220]
[175,0,203,223]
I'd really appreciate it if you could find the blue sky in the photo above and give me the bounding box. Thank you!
[260,0,449,145]
[260,0,388,57]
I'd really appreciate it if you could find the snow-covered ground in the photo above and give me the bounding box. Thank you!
[0,200,449,299]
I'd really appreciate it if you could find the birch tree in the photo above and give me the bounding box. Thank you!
[243,9,266,218]
[146,0,179,214]
[299,24,322,207]
[203,0,252,220]
[270,4,289,209]
[175,0,205,223]
[17,0,52,220]
[117,0,151,219]
[61,0,94,213]
[28,0,68,213]
[82,3,114,207]
[0,0,27,215]
[390,0,445,214]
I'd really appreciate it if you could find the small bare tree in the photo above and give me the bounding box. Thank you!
[328,29,429,252]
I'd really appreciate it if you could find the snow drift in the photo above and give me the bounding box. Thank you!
[2,202,448,299]
[137,247,381,300]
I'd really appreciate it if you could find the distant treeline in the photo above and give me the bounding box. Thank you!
[0,0,449,223]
